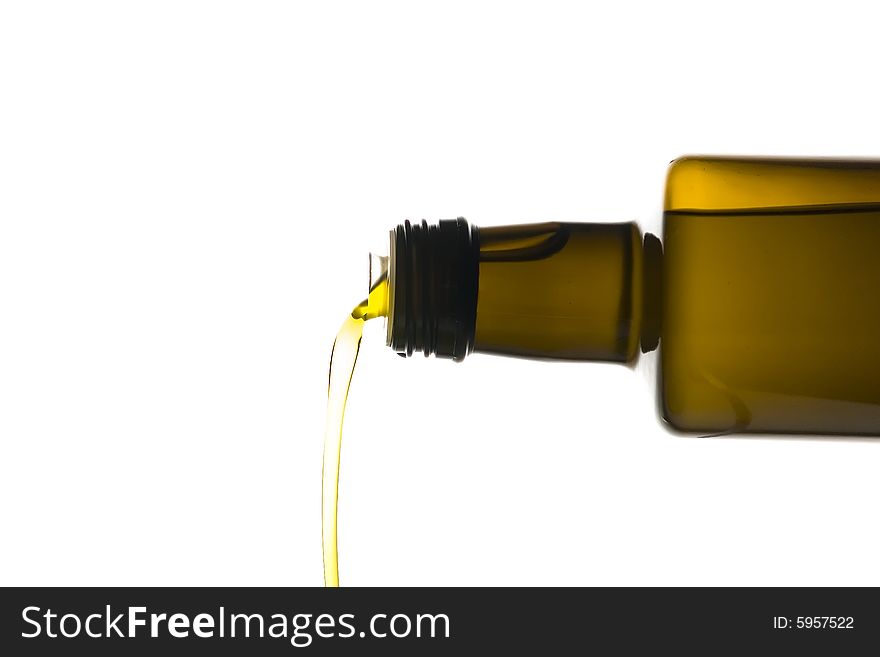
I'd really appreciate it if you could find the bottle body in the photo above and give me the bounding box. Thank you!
[661,157,880,435]
[385,156,880,436]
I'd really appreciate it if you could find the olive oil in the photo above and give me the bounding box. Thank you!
[661,157,880,435]
[326,155,880,584]
[662,204,880,435]
[322,275,387,587]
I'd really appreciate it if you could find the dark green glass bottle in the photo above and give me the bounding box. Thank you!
[383,156,880,436]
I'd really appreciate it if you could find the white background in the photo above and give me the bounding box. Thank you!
[2,1,879,586]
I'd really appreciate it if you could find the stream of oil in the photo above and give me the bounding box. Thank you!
[322,277,387,587]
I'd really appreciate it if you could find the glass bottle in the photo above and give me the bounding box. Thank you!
[380,156,880,436]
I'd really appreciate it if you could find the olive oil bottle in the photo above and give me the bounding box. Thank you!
[384,156,880,436]
[323,155,880,585]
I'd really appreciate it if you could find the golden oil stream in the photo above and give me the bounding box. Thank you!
[322,276,387,587]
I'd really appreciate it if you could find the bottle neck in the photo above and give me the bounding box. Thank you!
[387,218,660,363]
